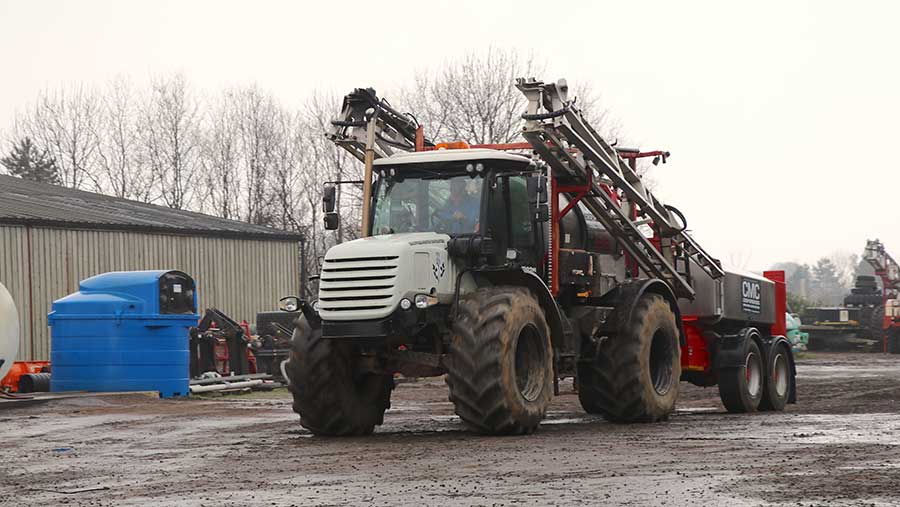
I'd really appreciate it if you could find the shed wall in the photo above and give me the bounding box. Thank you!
[0,225,300,360]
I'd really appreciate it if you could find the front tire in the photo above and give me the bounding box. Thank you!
[446,287,553,435]
[718,337,764,413]
[577,293,681,422]
[285,316,393,436]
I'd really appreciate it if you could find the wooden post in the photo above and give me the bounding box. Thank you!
[361,116,377,237]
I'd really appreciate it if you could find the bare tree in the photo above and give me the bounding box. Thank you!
[233,85,282,225]
[137,74,201,210]
[830,250,860,289]
[303,92,362,246]
[401,48,617,146]
[199,90,243,219]
[94,77,154,201]
[401,48,541,144]
[0,62,633,263]
[11,85,101,189]
[266,110,306,232]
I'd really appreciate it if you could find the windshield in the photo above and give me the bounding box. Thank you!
[372,173,483,235]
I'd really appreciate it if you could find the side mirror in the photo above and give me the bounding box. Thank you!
[323,185,337,213]
[279,296,300,312]
[324,212,340,230]
[527,176,550,222]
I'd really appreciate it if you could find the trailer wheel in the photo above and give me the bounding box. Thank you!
[285,316,393,436]
[577,293,681,422]
[718,338,763,413]
[759,342,792,411]
[446,286,553,435]
[888,330,900,354]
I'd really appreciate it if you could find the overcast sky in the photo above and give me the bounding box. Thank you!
[1,0,897,271]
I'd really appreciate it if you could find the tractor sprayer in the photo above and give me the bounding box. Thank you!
[281,77,795,436]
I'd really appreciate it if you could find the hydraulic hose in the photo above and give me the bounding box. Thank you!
[521,104,573,121]
[331,120,367,127]
[663,204,688,232]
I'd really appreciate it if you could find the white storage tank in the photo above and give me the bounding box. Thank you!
[0,282,19,381]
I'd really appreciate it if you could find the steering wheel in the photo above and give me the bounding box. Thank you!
[431,208,454,234]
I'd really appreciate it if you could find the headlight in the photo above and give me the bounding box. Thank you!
[400,298,412,310]
[279,296,300,312]
[414,294,438,309]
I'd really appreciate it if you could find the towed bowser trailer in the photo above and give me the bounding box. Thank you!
[280,78,796,436]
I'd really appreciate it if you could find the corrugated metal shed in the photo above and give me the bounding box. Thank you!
[0,176,305,361]
[0,175,302,240]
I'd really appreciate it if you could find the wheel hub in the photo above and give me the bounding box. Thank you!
[773,353,789,397]
[745,351,762,397]
[514,324,547,402]
[649,329,675,396]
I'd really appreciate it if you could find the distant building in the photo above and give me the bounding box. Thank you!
[0,175,305,361]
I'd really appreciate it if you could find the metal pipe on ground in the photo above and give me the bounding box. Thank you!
[189,380,263,394]
[189,373,272,386]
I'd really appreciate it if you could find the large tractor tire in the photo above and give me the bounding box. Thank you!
[759,342,792,411]
[718,337,764,413]
[285,316,393,436]
[577,293,681,423]
[445,287,553,435]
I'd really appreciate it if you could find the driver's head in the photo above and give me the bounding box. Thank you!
[450,178,466,201]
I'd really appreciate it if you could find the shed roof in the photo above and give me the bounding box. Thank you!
[0,175,304,241]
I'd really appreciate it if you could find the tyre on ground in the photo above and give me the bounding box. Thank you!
[285,315,394,436]
[718,334,764,413]
[888,329,900,354]
[759,342,792,411]
[577,292,681,422]
[445,286,553,435]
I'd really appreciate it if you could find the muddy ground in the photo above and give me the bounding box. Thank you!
[2,352,899,506]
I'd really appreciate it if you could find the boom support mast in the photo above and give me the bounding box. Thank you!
[863,239,900,296]
[515,78,724,299]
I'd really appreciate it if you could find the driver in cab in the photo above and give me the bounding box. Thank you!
[433,178,479,234]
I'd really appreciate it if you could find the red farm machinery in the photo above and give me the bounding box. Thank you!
[805,240,900,353]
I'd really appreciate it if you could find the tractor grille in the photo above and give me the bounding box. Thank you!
[318,255,399,318]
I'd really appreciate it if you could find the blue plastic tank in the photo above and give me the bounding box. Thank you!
[48,270,198,398]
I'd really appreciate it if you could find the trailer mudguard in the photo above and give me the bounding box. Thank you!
[714,327,761,369]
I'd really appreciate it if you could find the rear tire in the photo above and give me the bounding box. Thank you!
[577,293,681,422]
[718,338,763,413]
[446,287,553,435]
[888,330,900,354]
[759,343,792,411]
[285,316,393,436]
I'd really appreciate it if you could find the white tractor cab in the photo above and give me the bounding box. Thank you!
[318,149,544,326]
